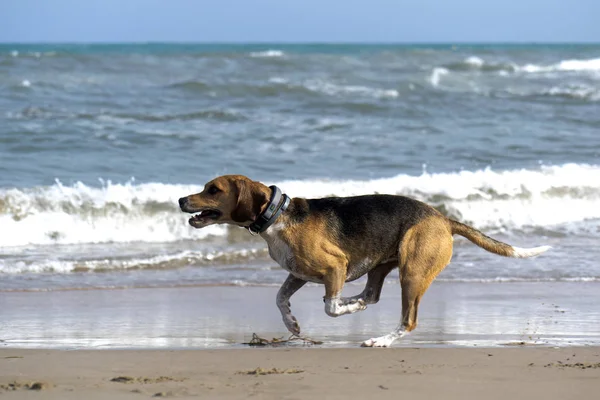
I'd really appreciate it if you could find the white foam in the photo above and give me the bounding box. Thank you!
[0,248,265,274]
[276,163,599,199]
[250,50,284,58]
[268,77,288,84]
[10,50,19,57]
[269,77,398,98]
[304,79,399,98]
[1,163,599,248]
[274,163,600,230]
[21,80,31,87]
[430,67,449,87]
[543,85,600,101]
[464,56,484,67]
[520,57,600,74]
[0,180,226,247]
[557,58,600,71]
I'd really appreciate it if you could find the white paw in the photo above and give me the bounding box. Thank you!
[348,299,367,313]
[325,298,367,317]
[361,334,396,348]
[340,296,363,306]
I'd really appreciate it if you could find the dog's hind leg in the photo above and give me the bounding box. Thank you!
[343,261,396,306]
[276,274,307,335]
[362,217,453,347]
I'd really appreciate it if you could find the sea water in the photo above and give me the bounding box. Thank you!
[1,43,599,291]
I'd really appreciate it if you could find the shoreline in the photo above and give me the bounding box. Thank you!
[2,281,599,350]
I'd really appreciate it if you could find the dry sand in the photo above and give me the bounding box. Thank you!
[1,347,599,399]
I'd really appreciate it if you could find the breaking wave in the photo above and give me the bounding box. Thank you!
[269,77,399,99]
[521,57,600,73]
[250,50,285,58]
[0,248,269,275]
[167,77,399,100]
[441,56,600,75]
[534,85,600,101]
[429,56,600,100]
[0,179,225,247]
[1,163,599,248]
[443,56,519,73]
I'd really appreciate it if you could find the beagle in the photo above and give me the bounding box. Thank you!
[179,175,550,347]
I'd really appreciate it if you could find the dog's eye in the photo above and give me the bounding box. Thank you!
[207,186,220,195]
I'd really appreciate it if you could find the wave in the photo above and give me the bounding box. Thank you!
[521,57,600,73]
[428,57,600,100]
[167,77,398,100]
[304,80,399,99]
[5,50,58,58]
[0,248,269,275]
[0,179,226,247]
[501,85,600,102]
[1,164,599,247]
[269,77,399,99]
[250,50,285,58]
[5,79,34,90]
[278,163,600,231]
[535,85,600,101]
[429,67,449,87]
[443,56,518,73]
[166,80,211,92]
[7,107,248,123]
[440,56,600,75]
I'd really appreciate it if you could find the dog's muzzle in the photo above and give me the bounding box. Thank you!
[178,197,189,212]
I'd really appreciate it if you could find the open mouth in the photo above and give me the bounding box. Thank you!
[189,209,222,228]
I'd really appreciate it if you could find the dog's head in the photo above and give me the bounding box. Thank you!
[178,175,271,229]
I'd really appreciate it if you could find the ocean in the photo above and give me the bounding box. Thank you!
[1,43,599,293]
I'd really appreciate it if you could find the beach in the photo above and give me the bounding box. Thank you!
[2,282,600,399]
[2,43,600,398]
[2,347,600,399]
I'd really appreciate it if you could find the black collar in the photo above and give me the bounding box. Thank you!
[247,185,290,235]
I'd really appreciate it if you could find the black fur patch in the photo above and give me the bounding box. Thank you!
[286,195,440,278]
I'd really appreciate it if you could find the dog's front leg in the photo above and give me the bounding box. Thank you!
[276,274,307,335]
[323,267,367,317]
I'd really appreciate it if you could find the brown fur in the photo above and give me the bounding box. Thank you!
[179,175,549,345]
[449,219,514,257]
[181,175,271,228]
[399,217,454,331]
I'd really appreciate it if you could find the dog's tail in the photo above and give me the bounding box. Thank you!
[449,219,551,258]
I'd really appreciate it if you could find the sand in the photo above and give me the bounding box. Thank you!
[2,282,599,398]
[1,347,599,399]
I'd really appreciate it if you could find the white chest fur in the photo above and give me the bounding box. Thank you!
[260,222,323,283]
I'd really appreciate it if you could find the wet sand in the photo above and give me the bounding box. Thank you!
[1,282,599,398]
[1,282,599,348]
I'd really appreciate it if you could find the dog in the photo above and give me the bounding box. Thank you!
[179,175,550,347]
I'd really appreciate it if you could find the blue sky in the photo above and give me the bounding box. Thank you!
[1,0,598,43]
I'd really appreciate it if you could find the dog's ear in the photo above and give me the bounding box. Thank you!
[231,179,268,224]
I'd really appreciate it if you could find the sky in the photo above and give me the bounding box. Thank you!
[1,0,598,43]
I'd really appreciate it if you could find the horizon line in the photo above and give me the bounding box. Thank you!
[2,40,599,46]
